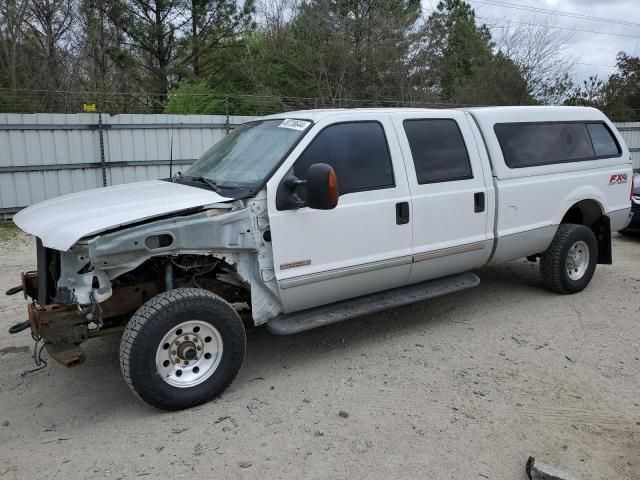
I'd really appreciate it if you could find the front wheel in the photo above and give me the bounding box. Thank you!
[120,288,246,410]
[540,224,598,294]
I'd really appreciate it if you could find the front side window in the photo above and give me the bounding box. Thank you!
[292,121,395,195]
[495,122,597,168]
[185,119,310,186]
[403,119,473,184]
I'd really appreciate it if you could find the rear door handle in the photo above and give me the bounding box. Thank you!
[474,192,485,213]
[396,201,410,225]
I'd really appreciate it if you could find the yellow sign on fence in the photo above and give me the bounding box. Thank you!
[82,103,96,113]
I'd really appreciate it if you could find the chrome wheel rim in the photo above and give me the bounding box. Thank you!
[155,320,223,388]
[566,240,589,281]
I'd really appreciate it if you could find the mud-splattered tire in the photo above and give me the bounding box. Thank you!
[120,288,246,411]
[540,224,598,294]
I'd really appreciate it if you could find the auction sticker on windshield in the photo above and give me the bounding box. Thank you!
[279,119,311,131]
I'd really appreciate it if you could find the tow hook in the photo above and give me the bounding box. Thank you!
[8,320,30,334]
[5,285,23,296]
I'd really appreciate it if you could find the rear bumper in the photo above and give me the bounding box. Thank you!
[621,204,640,233]
[609,207,633,232]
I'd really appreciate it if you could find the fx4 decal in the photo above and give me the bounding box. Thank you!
[609,173,628,185]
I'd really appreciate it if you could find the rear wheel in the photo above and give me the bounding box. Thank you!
[540,224,598,294]
[120,288,246,410]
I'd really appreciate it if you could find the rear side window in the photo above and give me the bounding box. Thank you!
[495,123,595,168]
[293,121,394,195]
[403,119,473,184]
[495,121,622,168]
[587,123,621,157]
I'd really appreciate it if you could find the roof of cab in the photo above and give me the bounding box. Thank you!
[262,107,464,123]
[262,105,609,123]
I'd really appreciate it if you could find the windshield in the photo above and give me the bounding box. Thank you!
[184,119,311,186]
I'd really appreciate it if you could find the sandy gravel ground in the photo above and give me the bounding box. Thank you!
[0,231,638,480]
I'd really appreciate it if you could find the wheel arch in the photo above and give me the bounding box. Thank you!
[560,198,605,227]
[559,198,611,265]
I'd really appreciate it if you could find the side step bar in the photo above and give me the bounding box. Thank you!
[267,272,480,335]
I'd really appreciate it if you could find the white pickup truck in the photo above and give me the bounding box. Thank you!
[7,106,634,410]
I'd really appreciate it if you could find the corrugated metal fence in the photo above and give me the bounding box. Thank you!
[0,113,257,217]
[614,122,640,173]
[1,114,639,217]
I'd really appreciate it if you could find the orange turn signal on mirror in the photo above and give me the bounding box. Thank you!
[327,169,338,207]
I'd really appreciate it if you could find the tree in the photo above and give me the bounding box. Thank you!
[183,0,255,79]
[241,0,421,103]
[26,0,74,90]
[564,53,640,120]
[102,0,187,108]
[0,0,587,113]
[496,22,575,104]
[423,0,493,102]
[417,0,532,105]
[602,52,640,120]
[564,75,604,108]
[0,0,31,92]
[451,52,531,105]
[0,0,79,111]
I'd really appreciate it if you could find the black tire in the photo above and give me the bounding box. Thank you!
[120,288,246,411]
[540,224,598,294]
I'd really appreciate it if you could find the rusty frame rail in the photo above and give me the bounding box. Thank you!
[27,282,158,367]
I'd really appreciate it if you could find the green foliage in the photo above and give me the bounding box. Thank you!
[0,89,38,112]
[162,0,536,109]
[0,221,19,241]
[421,0,533,105]
[236,0,422,102]
[164,82,285,115]
[564,76,604,108]
[181,0,256,79]
[10,0,639,113]
[564,53,640,120]
[451,53,533,106]
[165,82,224,114]
[602,53,640,121]
[101,0,185,102]
[427,0,491,99]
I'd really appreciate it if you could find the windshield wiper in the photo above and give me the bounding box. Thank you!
[190,176,220,191]
[177,175,252,194]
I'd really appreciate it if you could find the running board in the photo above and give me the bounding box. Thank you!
[266,272,480,335]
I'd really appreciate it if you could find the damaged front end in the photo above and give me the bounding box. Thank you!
[9,239,162,368]
[8,192,281,370]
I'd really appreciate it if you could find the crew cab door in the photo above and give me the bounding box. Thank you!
[266,114,413,313]
[390,112,494,283]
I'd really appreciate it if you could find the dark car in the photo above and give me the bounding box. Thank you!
[620,173,640,235]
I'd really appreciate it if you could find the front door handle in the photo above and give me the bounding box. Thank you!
[474,192,485,213]
[396,201,410,224]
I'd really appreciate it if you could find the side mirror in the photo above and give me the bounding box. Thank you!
[306,163,338,210]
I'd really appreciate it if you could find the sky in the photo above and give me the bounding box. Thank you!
[423,0,640,83]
